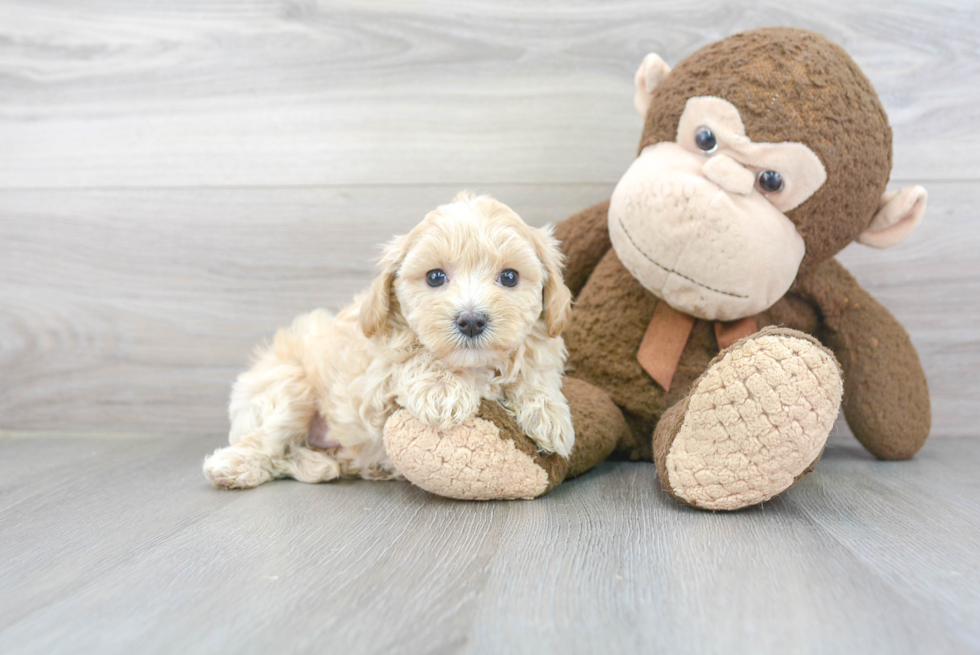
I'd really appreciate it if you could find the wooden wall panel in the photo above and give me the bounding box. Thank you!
[0,1,978,187]
[0,1,976,436]
[1,182,975,436]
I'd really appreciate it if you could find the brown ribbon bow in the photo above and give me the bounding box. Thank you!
[636,302,758,392]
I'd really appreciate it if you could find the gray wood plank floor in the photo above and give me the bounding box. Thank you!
[1,433,978,654]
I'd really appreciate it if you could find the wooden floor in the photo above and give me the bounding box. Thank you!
[3,1,980,653]
[0,433,978,654]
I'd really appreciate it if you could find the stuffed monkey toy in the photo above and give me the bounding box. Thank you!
[383,27,931,511]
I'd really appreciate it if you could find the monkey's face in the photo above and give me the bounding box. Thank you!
[609,97,827,321]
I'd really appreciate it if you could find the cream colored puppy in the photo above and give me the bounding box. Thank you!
[203,193,574,489]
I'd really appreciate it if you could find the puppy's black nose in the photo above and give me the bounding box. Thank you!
[456,312,488,338]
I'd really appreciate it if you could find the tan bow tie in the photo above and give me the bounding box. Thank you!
[636,302,758,392]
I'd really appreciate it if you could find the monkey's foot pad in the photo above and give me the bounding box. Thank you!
[664,329,843,511]
[384,410,550,500]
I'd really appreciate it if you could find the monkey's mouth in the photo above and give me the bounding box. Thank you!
[616,217,748,299]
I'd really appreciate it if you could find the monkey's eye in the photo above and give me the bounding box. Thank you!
[756,170,784,193]
[426,269,447,287]
[695,127,718,154]
[498,269,519,288]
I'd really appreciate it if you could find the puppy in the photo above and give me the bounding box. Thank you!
[203,193,574,489]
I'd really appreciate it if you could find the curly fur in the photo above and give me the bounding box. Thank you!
[203,193,574,489]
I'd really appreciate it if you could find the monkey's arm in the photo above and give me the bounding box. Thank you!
[552,200,611,297]
[793,258,930,460]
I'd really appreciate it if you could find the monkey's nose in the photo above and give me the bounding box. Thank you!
[702,153,755,195]
[456,312,488,338]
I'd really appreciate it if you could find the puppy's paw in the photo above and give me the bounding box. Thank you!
[281,446,342,484]
[402,382,481,430]
[203,446,273,489]
[516,397,575,459]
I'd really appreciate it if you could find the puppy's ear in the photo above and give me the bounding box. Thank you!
[531,225,573,338]
[359,234,409,338]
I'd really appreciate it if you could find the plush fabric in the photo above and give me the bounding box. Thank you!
[793,259,931,459]
[561,205,928,465]
[659,328,842,511]
[676,96,828,213]
[385,378,628,499]
[714,316,759,351]
[384,405,553,500]
[635,302,695,392]
[639,26,893,274]
[385,27,931,510]
[552,200,612,296]
[608,141,808,320]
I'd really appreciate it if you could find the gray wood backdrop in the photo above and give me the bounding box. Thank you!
[1,0,978,437]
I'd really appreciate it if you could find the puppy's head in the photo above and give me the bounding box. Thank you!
[359,193,572,367]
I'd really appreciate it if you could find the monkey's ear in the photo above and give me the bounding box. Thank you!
[633,53,671,118]
[858,186,928,249]
[359,234,409,338]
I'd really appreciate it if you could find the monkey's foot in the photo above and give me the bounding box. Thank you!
[653,327,842,511]
[383,401,568,501]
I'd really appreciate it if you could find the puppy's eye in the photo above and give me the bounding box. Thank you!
[498,269,519,288]
[425,269,447,287]
[695,127,718,154]
[756,170,784,193]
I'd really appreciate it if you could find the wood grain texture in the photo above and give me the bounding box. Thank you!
[1,4,977,653]
[0,433,977,654]
[0,0,978,188]
[2,1,975,436]
[0,184,608,433]
[1,183,976,437]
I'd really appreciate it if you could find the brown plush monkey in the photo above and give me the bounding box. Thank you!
[383,27,931,511]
